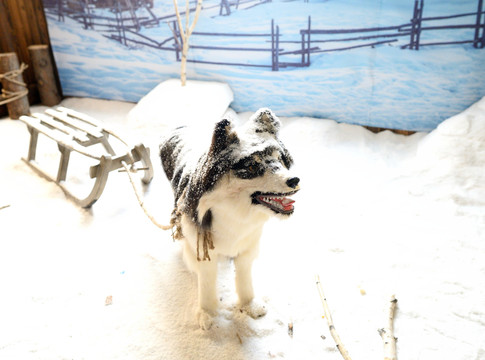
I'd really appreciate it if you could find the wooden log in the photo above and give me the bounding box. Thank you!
[0,52,30,119]
[28,45,62,106]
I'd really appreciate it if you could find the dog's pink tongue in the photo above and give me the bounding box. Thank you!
[274,197,295,211]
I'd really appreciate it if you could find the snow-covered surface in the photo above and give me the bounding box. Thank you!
[127,79,234,128]
[44,0,485,131]
[1,85,485,359]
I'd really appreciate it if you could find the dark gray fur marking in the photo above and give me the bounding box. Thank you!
[159,109,293,230]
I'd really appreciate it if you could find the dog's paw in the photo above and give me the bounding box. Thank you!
[240,299,267,319]
[197,309,214,330]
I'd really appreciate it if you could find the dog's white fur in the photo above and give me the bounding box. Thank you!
[160,109,299,329]
[182,170,294,329]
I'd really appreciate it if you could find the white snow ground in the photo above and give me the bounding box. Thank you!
[1,82,484,360]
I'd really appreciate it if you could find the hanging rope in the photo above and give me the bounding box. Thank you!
[0,63,29,106]
[121,160,214,261]
[197,228,214,261]
[121,160,173,231]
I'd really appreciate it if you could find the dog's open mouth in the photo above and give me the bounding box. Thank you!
[251,191,298,214]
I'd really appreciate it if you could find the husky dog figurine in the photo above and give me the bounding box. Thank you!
[159,108,300,330]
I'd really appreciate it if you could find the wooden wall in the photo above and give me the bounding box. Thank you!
[0,0,61,117]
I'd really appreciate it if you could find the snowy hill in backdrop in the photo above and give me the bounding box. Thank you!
[44,0,485,131]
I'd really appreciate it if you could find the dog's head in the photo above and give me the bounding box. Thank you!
[163,108,300,224]
[197,108,300,218]
[228,109,299,216]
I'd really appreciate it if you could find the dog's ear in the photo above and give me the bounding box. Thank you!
[181,119,238,221]
[251,108,281,136]
[209,118,239,154]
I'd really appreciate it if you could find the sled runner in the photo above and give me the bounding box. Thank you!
[19,107,153,208]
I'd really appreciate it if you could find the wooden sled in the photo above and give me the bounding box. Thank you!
[19,107,153,208]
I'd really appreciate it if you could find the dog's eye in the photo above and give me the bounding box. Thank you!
[232,158,264,179]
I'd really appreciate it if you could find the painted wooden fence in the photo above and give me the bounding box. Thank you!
[286,0,484,62]
[43,0,485,74]
[218,0,271,16]
[276,16,411,68]
[170,19,281,70]
[404,0,485,50]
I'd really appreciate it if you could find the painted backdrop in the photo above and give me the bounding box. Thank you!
[42,0,485,131]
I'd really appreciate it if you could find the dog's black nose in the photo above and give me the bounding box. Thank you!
[286,177,300,189]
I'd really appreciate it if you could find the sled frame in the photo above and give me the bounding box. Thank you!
[19,107,153,208]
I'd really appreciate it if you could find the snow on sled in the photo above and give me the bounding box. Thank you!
[19,107,153,208]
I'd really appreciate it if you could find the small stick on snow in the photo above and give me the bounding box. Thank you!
[315,275,353,360]
[378,295,398,360]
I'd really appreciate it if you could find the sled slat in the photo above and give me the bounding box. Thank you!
[32,112,91,144]
[20,115,101,159]
[45,109,104,139]
[57,106,104,128]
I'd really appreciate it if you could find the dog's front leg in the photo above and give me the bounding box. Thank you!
[196,255,219,330]
[235,250,267,319]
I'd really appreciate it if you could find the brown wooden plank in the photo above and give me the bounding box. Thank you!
[0,0,16,53]
[5,0,36,102]
[33,0,51,45]
[0,0,17,115]
[0,0,59,106]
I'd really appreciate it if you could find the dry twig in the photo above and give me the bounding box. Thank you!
[315,275,353,360]
[172,0,203,86]
[378,295,398,360]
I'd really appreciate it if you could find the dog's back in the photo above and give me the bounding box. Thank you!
[159,128,185,182]
[158,109,299,330]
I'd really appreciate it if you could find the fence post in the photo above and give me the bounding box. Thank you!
[220,0,231,16]
[81,1,88,29]
[270,19,280,71]
[275,24,280,71]
[474,0,484,48]
[117,2,127,46]
[306,16,311,66]
[172,20,181,62]
[410,0,424,50]
[410,0,416,49]
[271,19,275,70]
[115,4,121,44]
[57,0,64,22]
[415,0,424,50]
[86,2,93,30]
